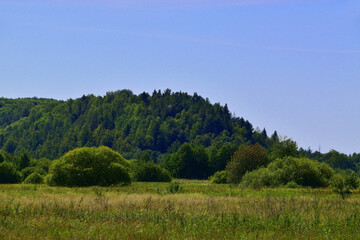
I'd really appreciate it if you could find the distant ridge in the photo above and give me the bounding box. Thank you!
[0,89,274,160]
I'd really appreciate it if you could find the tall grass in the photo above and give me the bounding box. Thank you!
[0,181,359,239]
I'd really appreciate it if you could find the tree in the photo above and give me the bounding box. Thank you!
[0,161,22,183]
[268,137,298,161]
[4,139,17,154]
[164,143,209,179]
[0,153,5,163]
[46,146,131,187]
[140,152,153,163]
[208,144,238,174]
[133,161,172,182]
[226,144,268,184]
[18,152,31,170]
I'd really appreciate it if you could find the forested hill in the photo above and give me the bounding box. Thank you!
[0,89,275,160]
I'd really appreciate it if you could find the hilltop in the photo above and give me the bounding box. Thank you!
[0,89,274,160]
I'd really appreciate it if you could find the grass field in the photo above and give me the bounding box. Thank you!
[1,180,360,239]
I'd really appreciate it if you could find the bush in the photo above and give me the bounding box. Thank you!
[210,170,228,184]
[21,167,46,181]
[240,167,279,189]
[167,181,182,193]
[226,144,268,184]
[46,146,131,187]
[241,157,335,188]
[331,172,359,199]
[133,161,172,182]
[268,157,334,187]
[23,172,44,184]
[0,161,22,183]
[286,181,300,188]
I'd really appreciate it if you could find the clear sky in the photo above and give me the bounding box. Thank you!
[1,0,359,154]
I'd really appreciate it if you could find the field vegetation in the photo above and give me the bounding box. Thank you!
[1,181,360,239]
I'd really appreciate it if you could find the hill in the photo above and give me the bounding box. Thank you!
[0,89,274,160]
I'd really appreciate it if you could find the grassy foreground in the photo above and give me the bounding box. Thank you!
[1,180,360,239]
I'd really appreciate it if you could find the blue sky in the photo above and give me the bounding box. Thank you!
[1,0,360,154]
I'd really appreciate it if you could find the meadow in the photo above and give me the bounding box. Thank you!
[1,180,360,239]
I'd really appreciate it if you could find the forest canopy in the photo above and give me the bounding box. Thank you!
[0,89,359,179]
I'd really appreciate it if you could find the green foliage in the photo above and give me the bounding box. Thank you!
[0,91,255,161]
[268,137,298,161]
[133,161,172,182]
[241,167,279,189]
[164,143,209,179]
[241,157,335,188]
[226,144,268,184]
[46,146,131,187]
[0,91,359,178]
[0,161,22,183]
[208,143,238,174]
[331,172,359,199]
[209,170,228,184]
[21,167,46,181]
[285,181,300,188]
[140,152,152,163]
[18,152,31,170]
[23,172,44,184]
[4,139,17,154]
[167,181,182,193]
[0,152,4,163]
[268,157,334,187]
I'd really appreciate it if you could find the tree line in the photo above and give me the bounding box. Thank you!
[0,89,360,179]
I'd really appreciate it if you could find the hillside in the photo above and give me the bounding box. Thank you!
[0,89,274,160]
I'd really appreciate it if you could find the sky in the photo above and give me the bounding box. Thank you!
[0,0,360,154]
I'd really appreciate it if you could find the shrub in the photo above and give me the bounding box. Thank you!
[226,144,268,184]
[286,181,300,188]
[241,157,335,188]
[267,157,334,187]
[210,170,228,184]
[133,161,172,182]
[0,161,22,183]
[167,181,182,193]
[331,172,359,199]
[240,167,279,188]
[23,172,44,184]
[46,146,131,187]
[21,167,46,181]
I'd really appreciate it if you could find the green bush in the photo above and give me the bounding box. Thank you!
[167,181,182,193]
[46,146,131,187]
[241,157,335,188]
[331,172,359,199]
[286,181,300,188]
[21,167,46,181]
[226,144,268,184]
[240,167,279,189]
[133,161,172,182]
[23,172,44,184]
[210,170,228,184]
[0,161,22,184]
[267,157,334,187]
